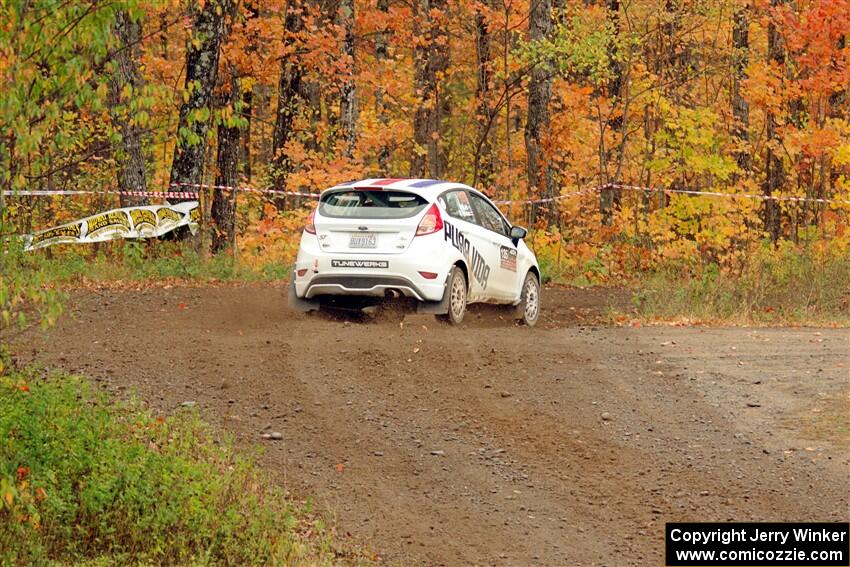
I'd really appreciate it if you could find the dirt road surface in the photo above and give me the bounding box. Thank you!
[16,285,849,566]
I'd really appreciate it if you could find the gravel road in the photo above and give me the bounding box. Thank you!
[18,285,849,566]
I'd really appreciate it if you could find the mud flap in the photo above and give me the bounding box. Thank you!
[510,295,525,319]
[416,273,451,315]
[287,277,319,312]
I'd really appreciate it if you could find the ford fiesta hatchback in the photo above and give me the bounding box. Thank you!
[288,178,541,326]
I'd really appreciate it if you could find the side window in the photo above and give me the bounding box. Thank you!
[441,190,476,223]
[469,194,509,237]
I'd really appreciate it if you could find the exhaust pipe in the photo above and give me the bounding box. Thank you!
[385,289,401,299]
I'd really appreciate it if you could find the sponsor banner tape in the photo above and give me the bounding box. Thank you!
[7,182,850,206]
[24,201,200,251]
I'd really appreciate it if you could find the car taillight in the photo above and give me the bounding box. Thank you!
[305,209,316,234]
[415,203,443,237]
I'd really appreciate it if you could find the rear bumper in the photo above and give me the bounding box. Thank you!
[304,274,432,300]
[292,234,448,302]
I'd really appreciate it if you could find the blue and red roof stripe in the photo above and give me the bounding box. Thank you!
[407,179,446,188]
[327,178,461,191]
[370,177,407,186]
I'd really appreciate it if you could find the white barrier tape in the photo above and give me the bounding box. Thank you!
[169,182,321,198]
[7,182,850,207]
[7,185,319,199]
[492,187,600,205]
[13,189,199,199]
[608,183,850,206]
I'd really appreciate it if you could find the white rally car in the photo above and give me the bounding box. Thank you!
[288,178,541,326]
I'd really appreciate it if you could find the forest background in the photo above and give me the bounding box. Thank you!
[1,0,849,324]
[4,2,848,562]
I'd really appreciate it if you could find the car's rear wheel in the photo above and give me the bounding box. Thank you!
[437,266,467,325]
[518,271,540,327]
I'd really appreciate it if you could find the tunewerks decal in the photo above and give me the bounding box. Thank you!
[331,259,389,268]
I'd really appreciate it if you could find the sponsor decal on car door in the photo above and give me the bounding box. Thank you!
[440,190,493,299]
[499,245,517,272]
[467,193,519,300]
[444,220,490,294]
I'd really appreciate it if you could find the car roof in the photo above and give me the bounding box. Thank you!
[325,178,477,198]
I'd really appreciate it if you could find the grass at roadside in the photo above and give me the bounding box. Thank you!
[627,244,850,325]
[0,360,368,566]
[21,240,290,285]
[540,240,850,326]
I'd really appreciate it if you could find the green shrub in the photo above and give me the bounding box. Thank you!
[0,366,349,566]
[0,230,65,331]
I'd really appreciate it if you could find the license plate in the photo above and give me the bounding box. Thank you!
[349,233,377,249]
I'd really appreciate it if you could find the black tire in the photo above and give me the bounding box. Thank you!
[518,271,540,327]
[436,266,467,325]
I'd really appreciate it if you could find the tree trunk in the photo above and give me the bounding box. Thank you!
[272,3,304,192]
[731,4,750,173]
[375,0,391,174]
[212,70,241,253]
[109,10,147,207]
[0,134,10,217]
[169,0,230,200]
[828,35,846,113]
[241,87,253,182]
[763,1,783,242]
[600,0,623,226]
[338,0,358,158]
[410,0,449,179]
[473,2,494,189]
[524,0,556,225]
[240,0,260,183]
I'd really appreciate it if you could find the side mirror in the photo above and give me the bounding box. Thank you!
[510,226,527,244]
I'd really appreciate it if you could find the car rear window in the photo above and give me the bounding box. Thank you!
[319,190,429,219]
